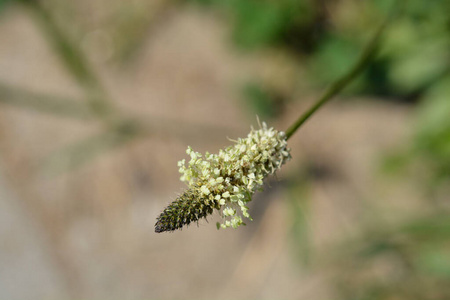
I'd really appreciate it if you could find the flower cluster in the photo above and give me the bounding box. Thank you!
[155,122,291,233]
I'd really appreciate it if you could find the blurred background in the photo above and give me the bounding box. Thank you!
[0,0,449,299]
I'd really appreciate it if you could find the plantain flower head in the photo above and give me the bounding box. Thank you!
[155,122,291,233]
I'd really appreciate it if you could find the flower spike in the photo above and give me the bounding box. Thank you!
[155,122,291,233]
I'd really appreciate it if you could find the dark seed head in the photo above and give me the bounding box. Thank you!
[155,189,220,233]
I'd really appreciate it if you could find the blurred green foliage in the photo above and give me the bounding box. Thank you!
[414,77,450,186]
[187,0,315,49]
[186,0,450,98]
[334,214,450,300]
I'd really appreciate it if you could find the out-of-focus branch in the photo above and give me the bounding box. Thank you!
[18,0,117,123]
[0,82,93,120]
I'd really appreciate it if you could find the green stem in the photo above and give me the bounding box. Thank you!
[285,10,394,140]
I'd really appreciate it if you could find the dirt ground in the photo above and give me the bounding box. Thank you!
[0,4,414,300]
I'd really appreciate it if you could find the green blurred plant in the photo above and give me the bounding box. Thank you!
[331,213,450,300]
[187,0,315,49]
[413,76,450,189]
[186,0,450,102]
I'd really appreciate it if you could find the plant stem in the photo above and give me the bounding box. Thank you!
[285,10,394,140]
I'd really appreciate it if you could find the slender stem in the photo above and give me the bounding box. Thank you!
[285,9,395,140]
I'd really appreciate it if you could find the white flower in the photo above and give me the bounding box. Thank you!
[177,121,291,229]
[200,185,210,196]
